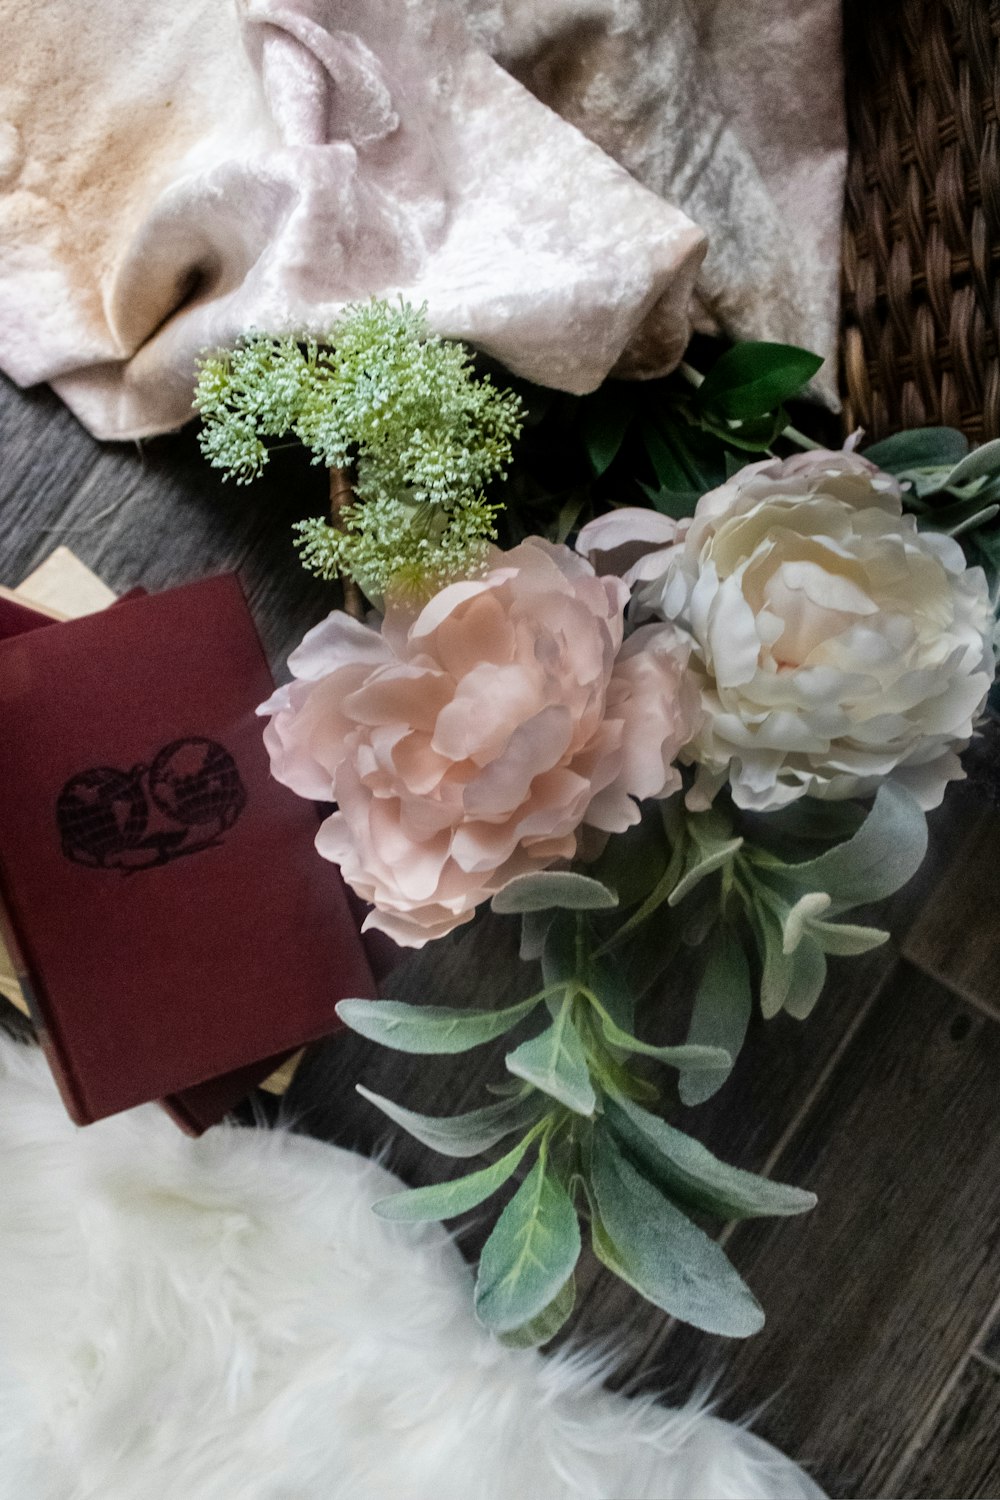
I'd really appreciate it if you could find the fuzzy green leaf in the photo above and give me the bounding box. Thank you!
[337,994,542,1055]
[492,871,619,915]
[371,1135,534,1222]
[604,1093,816,1221]
[678,928,752,1105]
[589,1131,765,1336]
[863,428,969,473]
[942,439,1000,488]
[498,1274,576,1348]
[506,1006,596,1116]
[475,1156,581,1333]
[356,1086,541,1159]
[805,918,889,958]
[598,1010,730,1073]
[783,937,828,1020]
[668,836,744,907]
[587,951,637,1033]
[697,343,822,420]
[541,914,578,992]
[771,784,927,914]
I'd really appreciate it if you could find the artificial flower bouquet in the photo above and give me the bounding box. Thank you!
[195,303,999,1347]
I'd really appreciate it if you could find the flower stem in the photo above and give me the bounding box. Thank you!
[329,466,365,620]
[780,423,825,452]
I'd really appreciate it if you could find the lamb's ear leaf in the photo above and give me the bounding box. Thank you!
[678,929,751,1105]
[371,1135,534,1223]
[492,871,618,915]
[589,1130,764,1336]
[942,437,1000,488]
[603,1092,816,1221]
[782,938,828,1020]
[498,1274,576,1348]
[597,1009,730,1073]
[754,896,794,1019]
[506,1007,596,1116]
[807,919,890,957]
[475,1156,581,1333]
[336,993,541,1054]
[520,910,553,962]
[668,836,743,907]
[587,950,638,1033]
[541,913,578,992]
[771,784,927,914]
[863,427,968,472]
[356,1086,541,1159]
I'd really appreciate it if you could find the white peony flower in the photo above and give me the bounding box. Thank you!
[621,450,997,812]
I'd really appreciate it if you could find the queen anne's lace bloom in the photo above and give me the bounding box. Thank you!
[259,539,700,946]
[584,451,996,812]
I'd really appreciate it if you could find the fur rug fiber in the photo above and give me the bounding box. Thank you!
[0,1036,826,1499]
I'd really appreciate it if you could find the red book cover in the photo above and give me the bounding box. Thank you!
[0,587,299,1132]
[0,573,374,1124]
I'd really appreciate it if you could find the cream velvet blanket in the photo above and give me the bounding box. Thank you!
[0,0,844,440]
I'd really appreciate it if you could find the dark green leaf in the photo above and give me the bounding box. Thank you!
[641,421,691,492]
[475,1155,581,1332]
[581,384,634,476]
[371,1135,534,1222]
[678,928,752,1105]
[604,1093,815,1220]
[589,1131,765,1336]
[356,1085,541,1159]
[336,993,543,1055]
[643,484,703,520]
[698,343,822,421]
[691,405,786,452]
[506,1004,596,1115]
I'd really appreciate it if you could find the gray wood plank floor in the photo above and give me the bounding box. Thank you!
[2,370,999,1499]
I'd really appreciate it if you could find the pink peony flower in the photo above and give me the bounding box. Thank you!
[259,538,700,947]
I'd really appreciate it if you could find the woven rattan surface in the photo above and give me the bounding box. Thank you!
[842,0,1000,443]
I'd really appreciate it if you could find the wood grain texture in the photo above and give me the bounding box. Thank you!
[3,368,1000,1497]
[628,964,1000,1499]
[903,811,1000,1018]
[894,1357,1000,1500]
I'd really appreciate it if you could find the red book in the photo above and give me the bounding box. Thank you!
[0,587,296,1131]
[0,574,374,1124]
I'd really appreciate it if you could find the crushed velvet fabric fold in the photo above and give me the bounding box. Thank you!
[0,0,844,440]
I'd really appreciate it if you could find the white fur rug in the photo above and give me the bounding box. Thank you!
[0,1036,826,1500]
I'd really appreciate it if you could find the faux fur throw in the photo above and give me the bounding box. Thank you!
[0,0,843,441]
[0,1036,826,1499]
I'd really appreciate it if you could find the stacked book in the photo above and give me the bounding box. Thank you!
[0,552,375,1131]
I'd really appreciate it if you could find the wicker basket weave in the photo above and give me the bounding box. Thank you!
[841,0,1000,443]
